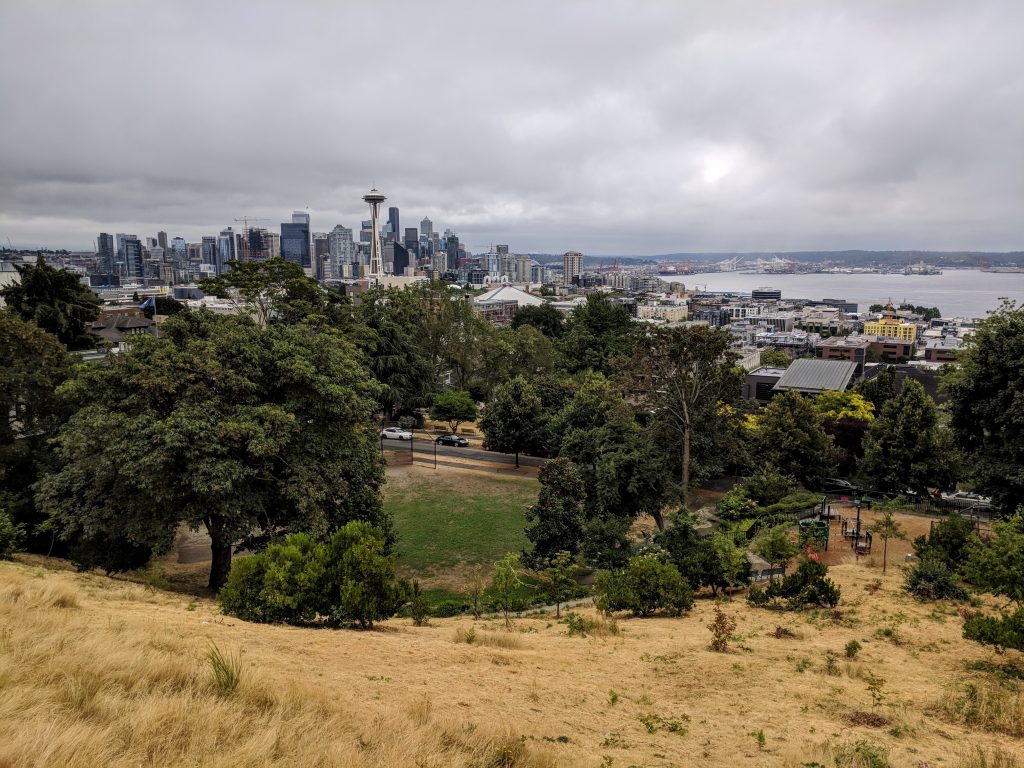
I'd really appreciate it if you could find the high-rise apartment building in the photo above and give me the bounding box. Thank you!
[201,236,218,273]
[123,236,143,281]
[517,254,532,283]
[312,232,329,279]
[96,232,115,274]
[217,227,236,273]
[328,225,356,277]
[563,250,584,285]
[281,211,310,268]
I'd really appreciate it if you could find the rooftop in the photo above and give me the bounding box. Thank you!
[773,358,858,394]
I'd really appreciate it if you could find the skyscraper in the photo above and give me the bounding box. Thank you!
[281,211,311,268]
[96,232,114,274]
[201,236,218,274]
[563,250,584,285]
[420,217,433,238]
[388,207,400,245]
[328,225,356,277]
[157,231,168,251]
[312,232,329,280]
[391,242,410,276]
[217,228,236,274]
[123,236,143,281]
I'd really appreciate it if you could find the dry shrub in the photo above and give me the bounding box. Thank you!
[772,625,797,639]
[936,678,1024,737]
[453,626,524,650]
[844,710,891,728]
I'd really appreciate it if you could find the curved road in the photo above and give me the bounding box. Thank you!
[379,436,546,468]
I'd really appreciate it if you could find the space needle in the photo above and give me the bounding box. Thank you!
[362,187,386,279]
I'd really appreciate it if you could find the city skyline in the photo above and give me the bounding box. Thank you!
[1,2,1023,254]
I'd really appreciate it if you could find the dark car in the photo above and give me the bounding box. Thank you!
[436,434,469,447]
[820,478,860,495]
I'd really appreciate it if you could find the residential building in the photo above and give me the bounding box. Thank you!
[96,232,115,274]
[217,228,236,274]
[864,307,917,342]
[562,250,583,285]
[743,367,787,404]
[328,225,356,269]
[637,304,689,322]
[924,336,963,363]
[201,236,218,273]
[123,236,143,281]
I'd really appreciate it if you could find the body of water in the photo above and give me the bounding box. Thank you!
[671,269,1024,319]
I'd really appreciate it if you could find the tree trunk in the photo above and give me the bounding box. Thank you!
[555,600,561,619]
[680,423,691,511]
[652,507,666,532]
[515,451,520,468]
[206,519,233,592]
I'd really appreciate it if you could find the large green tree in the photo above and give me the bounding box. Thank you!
[753,390,837,487]
[944,301,1024,515]
[854,365,897,414]
[525,457,586,563]
[859,379,957,496]
[0,313,72,551]
[198,258,331,327]
[36,312,387,590]
[616,324,739,508]
[559,293,633,375]
[479,375,544,467]
[0,256,100,349]
[512,303,564,338]
[430,389,478,433]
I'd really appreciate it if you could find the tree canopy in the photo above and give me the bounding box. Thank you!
[511,302,564,338]
[479,375,544,467]
[36,311,387,589]
[0,256,100,349]
[430,389,478,434]
[944,301,1024,515]
[752,391,836,487]
[859,379,957,496]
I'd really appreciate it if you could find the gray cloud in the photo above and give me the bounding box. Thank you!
[1,0,1022,254]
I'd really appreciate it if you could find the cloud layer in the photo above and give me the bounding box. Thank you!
[1,1,1022,254]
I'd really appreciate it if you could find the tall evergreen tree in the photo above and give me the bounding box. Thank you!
[0,256,100,349]
[859,379,957,496]
[753,390,837,486]
[525,458,586,563]
[479,375,544,467]
[558,293,633,375]
[944,301,1024,515]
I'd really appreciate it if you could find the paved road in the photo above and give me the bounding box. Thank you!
[379,436,546,468]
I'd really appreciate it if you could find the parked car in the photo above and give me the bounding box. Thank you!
[380,427,413,441]
[820,478,860,495]
[436,434,469,447]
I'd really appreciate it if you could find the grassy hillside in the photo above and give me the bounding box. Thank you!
[1,558,1021,767]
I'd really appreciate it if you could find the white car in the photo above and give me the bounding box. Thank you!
[380,427,413,441]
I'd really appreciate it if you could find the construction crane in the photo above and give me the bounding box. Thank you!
[233,217,271,259]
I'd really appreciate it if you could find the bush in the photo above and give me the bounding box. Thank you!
[564,611,594,637]
[707,604,736,652]
[717,487,758,520]
[0,508,23,560]
[833,739,891,768]
[219,522,405,628]
[913,511,978,570]
[845,639,862,659]
[408,581,429,626]
[905,558,968,601]
[432,599,468,618]
[747,555,840,610]
[963,607,1024,653]
[743,465,797,506]
[593,556,694,617]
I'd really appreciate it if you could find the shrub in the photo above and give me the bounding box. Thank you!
[845,639,862,659]
[206,641,242,694]
[219,523,405,628]
[593,556,694,617]
[0,508,22,560]
[743,465,796,506]
[717,486,758,520]
[747,554,840,610]
[913,511,978,570]
[833,739,890,768]
[707,604,736,652]
[432,599,467,618]
[564,611,593,637]
[408,581,429,627]
[963,607,1024,653]
[905,558,968,601]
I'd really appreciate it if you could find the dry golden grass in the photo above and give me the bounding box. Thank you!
[2,558,1022,767]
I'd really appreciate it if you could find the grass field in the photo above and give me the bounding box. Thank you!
[385,465,537,587]
[2,557,1022,767]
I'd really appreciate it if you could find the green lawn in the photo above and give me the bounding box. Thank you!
[385,469,537,576]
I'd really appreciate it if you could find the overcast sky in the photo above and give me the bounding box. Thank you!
[1,1,1022,255]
